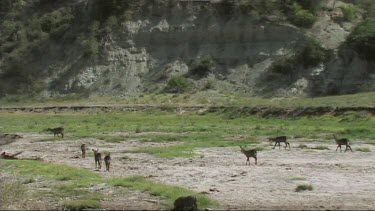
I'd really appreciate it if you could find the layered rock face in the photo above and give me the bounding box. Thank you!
[0,0,373,97]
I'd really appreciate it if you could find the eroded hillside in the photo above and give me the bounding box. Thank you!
[0,0,374,98]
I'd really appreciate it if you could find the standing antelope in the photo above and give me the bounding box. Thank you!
[104,153,111,172]
[268,136,290,149]
[333,134,352,152]
[92,149,102,169]
[81,144,86,158]
[46,127,64,138]
[239,146,257,165]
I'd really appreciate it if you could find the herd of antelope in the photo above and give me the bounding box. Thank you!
[41,125,354,169]
[40,127,113,172]
[239,134,353,166]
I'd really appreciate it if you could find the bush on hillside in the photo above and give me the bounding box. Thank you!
[268,56,298,82]
[341,4,357,21]
[163,76,192,93]
[290,3,317,28]
[188,57,215,78]
[300,38,328,68]
[347,18,375,61]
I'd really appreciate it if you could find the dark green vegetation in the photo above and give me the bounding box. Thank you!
[0,160,217,210]
[0,111,373,158]
[295,184,313,192]
[348,18,375,61]
[163,76,192,94]
[258,37,329,95]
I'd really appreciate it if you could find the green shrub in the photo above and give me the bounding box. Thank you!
[295,0,323,13]
[267,56,297,82]
[341,4,357,21]
[348,18,375,61]
[295,184,313,192]
[189,57,215,78]
[40,9,74,34]
[163,76,192,93]
[81,37,99,58]
[291,3,317,28]
[290,177,306,181]
[300,38,327,68]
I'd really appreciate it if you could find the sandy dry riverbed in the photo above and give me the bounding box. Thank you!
[2,133,375,210]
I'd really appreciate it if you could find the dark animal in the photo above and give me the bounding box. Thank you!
[46,127,64,138]
[333,134,353,152]
[81,144,86,158]
[239,146,257,165]
[104,153,111,172]
[173,195,198,211]
[92,148,102,169]
[268,136,290,149]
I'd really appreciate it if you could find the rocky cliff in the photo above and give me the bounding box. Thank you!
[0,0,374,98]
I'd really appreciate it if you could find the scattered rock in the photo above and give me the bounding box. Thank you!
[129,166,139,170]
[209,188,220,192]
[144,199,158,204]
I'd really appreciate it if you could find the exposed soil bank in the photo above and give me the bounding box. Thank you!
[0,105,374,117]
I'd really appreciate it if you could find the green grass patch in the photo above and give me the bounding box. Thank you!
[290,177,306,181]
[62,199,101,211]
[1,160,220,210]
[0,111,374,158]
[356,147,371,152]
[2,160,103,186]
[109,176,218,210]
[1,160,103,210]
[95,135,127,143]
[295,184,313,192]
[125,133,258,158]
[310,145,329,150]
[136,134,185,143]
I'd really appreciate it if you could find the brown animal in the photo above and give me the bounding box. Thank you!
[172,195,198,211]
[81,144,86,158]
[1,151,23,159]
[92,149,102,169]
[239,146,257,165]
[268,136,290,149]
[104,153,111,172]
[46,127,64,138]
[333,134,353,152]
